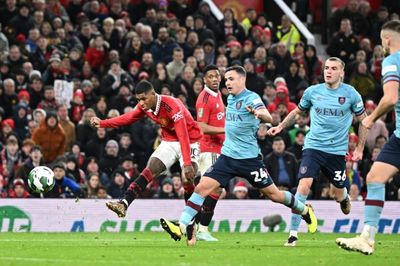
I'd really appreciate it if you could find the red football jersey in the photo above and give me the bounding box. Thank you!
[196,87,225,153]
[100,95,202,166]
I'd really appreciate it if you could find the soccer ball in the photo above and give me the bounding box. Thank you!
[27,166,55,193]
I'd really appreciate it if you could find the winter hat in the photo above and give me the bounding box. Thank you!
[49,54,61,63]
[2,118,15,130]
[13,178,26,188]
[18,90,30,102]
[233,181,248,193]
[73,89,85,100]
[227,40,242,49]
[276,84,288,95]
[365,100,376,110]
[129,61,141,69]
[162,177,173,186]
[81,80,93,89]
[29,70,42,80]
[106,139,119,149]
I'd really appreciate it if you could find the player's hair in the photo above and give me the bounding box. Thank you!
[225,65,247,77]
[326,57,345,69]
[203,64,219,75]
[382,20,400,33]
[135,80,154,94]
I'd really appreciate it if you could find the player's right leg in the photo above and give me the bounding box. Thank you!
[285,148,323,246]
[161,176,221,246]
[285,177,313,247]
[106,156,166,217]
[107,141,179,217]
[161,155,232,246]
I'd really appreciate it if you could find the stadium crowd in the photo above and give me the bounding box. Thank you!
[0,0,399,201]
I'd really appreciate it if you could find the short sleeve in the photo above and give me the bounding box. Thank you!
[382,55,400,84]
[351,89,365,116]
[247,93,266,110]
[298,87,312,110]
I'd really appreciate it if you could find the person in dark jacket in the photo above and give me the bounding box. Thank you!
[264,136,298,191]
[45,163,83,198]
[107,167,129,199]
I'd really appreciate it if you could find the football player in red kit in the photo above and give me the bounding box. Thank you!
[91,80,202,217]
[195,64,225,241]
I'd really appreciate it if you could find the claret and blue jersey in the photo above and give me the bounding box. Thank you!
[298,82,365,155]
[381,50,400,139]
[222,89,265,159]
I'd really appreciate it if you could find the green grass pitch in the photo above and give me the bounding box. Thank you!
[0,232,398,266]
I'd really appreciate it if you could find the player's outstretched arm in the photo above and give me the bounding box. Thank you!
[246,106,272,123]
[353,112,368,161]
[197,121,225,135]
[90,117,101,128]
[267,107,302,136]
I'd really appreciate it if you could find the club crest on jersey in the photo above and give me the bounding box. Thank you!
[300,166,307,174]
[338,97,346,105]
[236,100,243,110]
[159,117,168,127]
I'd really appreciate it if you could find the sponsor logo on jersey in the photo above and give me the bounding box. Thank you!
[217,112,224,120]
[197,108,204,118]
[172,111,183,122]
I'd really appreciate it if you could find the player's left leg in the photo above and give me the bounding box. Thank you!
[260,184,317,234]
[331,186,351,215]
[336,161,397,255]
[337,135,400,255]
[197,152,220,241]
[180,143,201,202]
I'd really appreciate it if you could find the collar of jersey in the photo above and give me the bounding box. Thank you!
[233,88,247,98]
[204,86,218,97]
[150,94,161,115]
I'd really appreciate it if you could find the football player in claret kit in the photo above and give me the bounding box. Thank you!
[194,64,225,241]
[337,20,400,255]
[91,80,202,217]
[268,57,368,247]
[161,66,318,246]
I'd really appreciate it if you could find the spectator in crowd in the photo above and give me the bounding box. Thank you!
[96,185,111,199]
[288,112,310,144]
[303,44,322,81]
[287,130,305,161]
[171,172,184,199]
[275,15,301,54]
[8,178,30,198]
[155,177,179,199]
[327,18,359,64]
[364,100,389,153]
[32,111,66,164]
[218,8,245,43]
[46,163,82,198]
[100,139,120,178]
[230,181,249,199]
[349,183,363,201]
[107,167,129,199]
[15,144,43,183]
[101,59,133,98]
[166,47,185,81]
[85,173,101,198]
[150,26,179,64]
[244,58,265,97]
[264,137,298,191]
[257,123,272,157]
[0,135,22,186]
